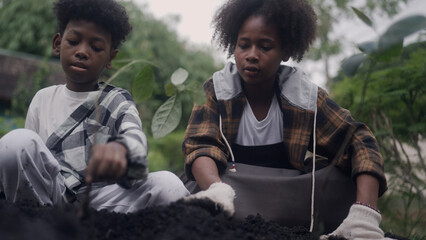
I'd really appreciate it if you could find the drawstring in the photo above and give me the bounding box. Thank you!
[219,115,236,172]
[309,105,318,232]
[220,104,318,230]
[219,97,318,229]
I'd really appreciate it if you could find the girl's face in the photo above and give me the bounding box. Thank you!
[234,15,287,88]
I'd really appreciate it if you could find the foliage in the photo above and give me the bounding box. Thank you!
[306,0,411,83]
[331,8,426,237]
[94,54,204,140]
[0,0,56,57]
[146,130,186,174]
[0,116,25,137]
[150,94,182,139]
[131,67,205,139]
[339,10,426,117]
[100,1,218,138]
[105,1,219,133]
[132,65,155,103]
[11,59,52,116]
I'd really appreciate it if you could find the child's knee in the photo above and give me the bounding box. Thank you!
[0,129,41,171]
[1,128,40,148]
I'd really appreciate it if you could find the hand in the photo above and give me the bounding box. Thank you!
[183,182,236,217]
[320,204,392,240]
[85,141,127,184]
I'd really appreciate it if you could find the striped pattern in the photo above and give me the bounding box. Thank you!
[46,83,148,192]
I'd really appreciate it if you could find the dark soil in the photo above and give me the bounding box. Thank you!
[0,198,409,240]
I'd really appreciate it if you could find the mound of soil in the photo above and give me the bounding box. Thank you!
[0,198,408,240]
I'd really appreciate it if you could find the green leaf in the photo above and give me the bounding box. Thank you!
[164,83,176,97]
[151,94,182,139]
[408,123,425,133]
[189,89,207,105]
[341,53,366,76]
[111,59,133,69]
[351,7,373,27]
[374,41,403,62]
[378,15,426,51]
[105,59,156,86]
[373,129,390,137]
[358,41,377,54]
[176,84,186,92]
[171,68,189,86]
[385,88,407,96]
[185,82,207,105]
[132,65,155,104]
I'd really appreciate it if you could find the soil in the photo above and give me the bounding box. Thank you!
[0,198,409,240]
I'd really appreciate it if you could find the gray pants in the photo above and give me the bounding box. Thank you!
[0,129,189,213]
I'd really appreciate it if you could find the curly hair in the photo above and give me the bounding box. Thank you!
[212,0,317,62]
[53,0,132,49]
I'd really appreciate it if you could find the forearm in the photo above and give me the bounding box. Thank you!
[185,157,236,217]
[192,156,222,190]
[114,105,149,179]
[322,174,384,239]
[356,174,380,208]
[317,89,387,195]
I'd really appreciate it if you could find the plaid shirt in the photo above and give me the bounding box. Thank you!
[183,62,387,195]
[43,83,148,192]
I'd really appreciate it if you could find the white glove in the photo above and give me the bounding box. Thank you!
[320,204,393,240]
[183,182,236,217]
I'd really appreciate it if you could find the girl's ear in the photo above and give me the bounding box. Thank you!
[52,33,62,56]
[106,49,119,69]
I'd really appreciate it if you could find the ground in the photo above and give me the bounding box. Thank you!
[0,198,408,240]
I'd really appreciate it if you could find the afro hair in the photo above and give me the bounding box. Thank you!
[212,0,317,62]
[53,0,132,49]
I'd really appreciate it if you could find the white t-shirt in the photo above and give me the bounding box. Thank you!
[25,84,91,142]
[235,96,283,146]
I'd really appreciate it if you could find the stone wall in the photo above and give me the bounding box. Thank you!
[0,49,65,103]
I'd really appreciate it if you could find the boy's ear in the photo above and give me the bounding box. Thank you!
[106,49,119,69]
[282,55,290,62]
[52,33,62,56]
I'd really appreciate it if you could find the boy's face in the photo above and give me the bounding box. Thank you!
[234,15,288,88]
[52,20,118,92]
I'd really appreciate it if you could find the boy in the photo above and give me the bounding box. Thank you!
[0,0,188,213]
[183,0,390,239]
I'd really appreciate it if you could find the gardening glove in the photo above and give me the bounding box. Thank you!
[320,204,392,240]
[183,182,236,217]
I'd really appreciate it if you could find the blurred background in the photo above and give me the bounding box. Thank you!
[0,0,424,237]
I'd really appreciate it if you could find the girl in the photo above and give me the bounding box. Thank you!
[182,0,389,239]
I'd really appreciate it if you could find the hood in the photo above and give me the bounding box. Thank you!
[212,62,318,111]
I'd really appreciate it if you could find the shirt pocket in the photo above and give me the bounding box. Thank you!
[83,120,111,146]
